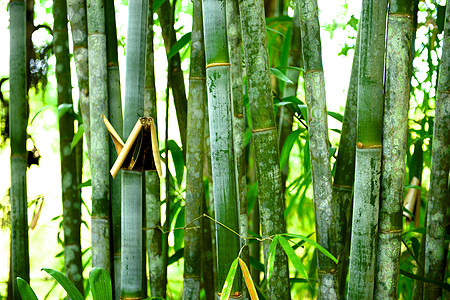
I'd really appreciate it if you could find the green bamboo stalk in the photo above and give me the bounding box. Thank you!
[157,1,188,152]
[87,0,111,275]
[54,0,84,293]
[202,0,242,295]
[424,2,450,298]
[67,0,90,153]
[121,0,148,297]
[298,0,336,297]
[332,28,359,300]
[225,0,249,285]
[347,0,388,298]
[201,193,216,299]
[374,1,414,298]
[9,0,30,298]
[144,0,165,298]
[239,0,291,298]
[183,0,206,298]
[279,1,302,166]
[104,0,122,296]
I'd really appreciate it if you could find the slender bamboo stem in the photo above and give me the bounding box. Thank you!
[121,0,148,297]
[157,0,187,152]
[54,0,84,293]
[183,0,206,296]
[374,1,414,298]
[104,0,122,296]
[332,28,359,299]
[239,0,291,298]
[347,1,388,298]
[144,0,165,298]
[87,0,111,275]
[424,2,450,299]
[202,0,241,295]
[67,0,90,153]
[9,0,30,297]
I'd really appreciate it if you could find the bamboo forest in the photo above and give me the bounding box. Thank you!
[1,0,450,298]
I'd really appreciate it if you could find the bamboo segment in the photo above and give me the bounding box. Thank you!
[347,0,388,298]
[424,2,450,298]
[374,2,414,298]
[183,0,206,297]
[239,0,291,298]
[9,0,30,297]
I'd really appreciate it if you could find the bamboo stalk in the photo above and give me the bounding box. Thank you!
[424,2,450,298]
[347,1,388,298]
[202,0,242,295]
[67,0,90,153]
[374,1,414,298]
[183,0,206,297]
[54,0,84,293]
[121,0,148,297]
[332,28,360,299]
[9,0,30,297]
[239,0,291,298]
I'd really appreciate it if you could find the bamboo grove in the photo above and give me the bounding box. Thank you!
[3,0,450,299]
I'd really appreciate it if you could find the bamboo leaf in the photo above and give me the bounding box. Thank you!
[400,269,450,292]
[277,235,309,280]
[281,233,338,264]
[167,140,185,186]
[220,258,239,300]
[280,129,301,169]
[77,179,92,188]
[266,27,286,38]
[267,235,278,281]
[58,103,74,119]
[89,267,112,300]
[274,65,305,72]
[167,32,192,60]
[71,124,85,150]
[299,105,308,123]
[249,256,265,273]
[238,258,259,300]
[42,268,84,300]
[327,111,343,122]
[30,105,55,125]
[270,68,293,84]
[17,278,39,300]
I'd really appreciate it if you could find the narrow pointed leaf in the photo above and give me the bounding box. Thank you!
[267,235,278,281]
[30,105,54,125]
[280,129,302,169]
[16,278,39,300]
[153,0,167,12]
[167,32,192,59]
[277,235,308,280]
[220,258,239,300]
[238,258,259,300]
[58,103,74,119]
[270,68,293,84]
[89,267,112,300]
[281,233,338,263]
[327,111,343,122]
[42,268,84,300]
[71,124,85,150]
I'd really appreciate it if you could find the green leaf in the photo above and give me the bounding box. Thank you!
[277,235,308,280]
[58,103,74,119]
[299,105,308,123]
[167,32,192,60]
[78,179,92,189]
[327,111,343,122]
[400,269,450,292]
[274,66,305,73]
[71,124,85,150]
[153,0,167,12]
[249,256,265,273]
[267,236,278,281]
[281,233,338,264]
[266,27,286,38]
[173,206,185,251]
[30,105,55,125]
[270,68,293,84]
[168,248,184,265]
[220,258,239,300]
[403,227,426,236]
[280,129,301,169]
[42,268,84,300]
[167,140,185,186]
[89,267,112,300]
[17,278,39,300]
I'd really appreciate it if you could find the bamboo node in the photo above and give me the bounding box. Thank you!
[356,142,382,149]
[205,62,231,69]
